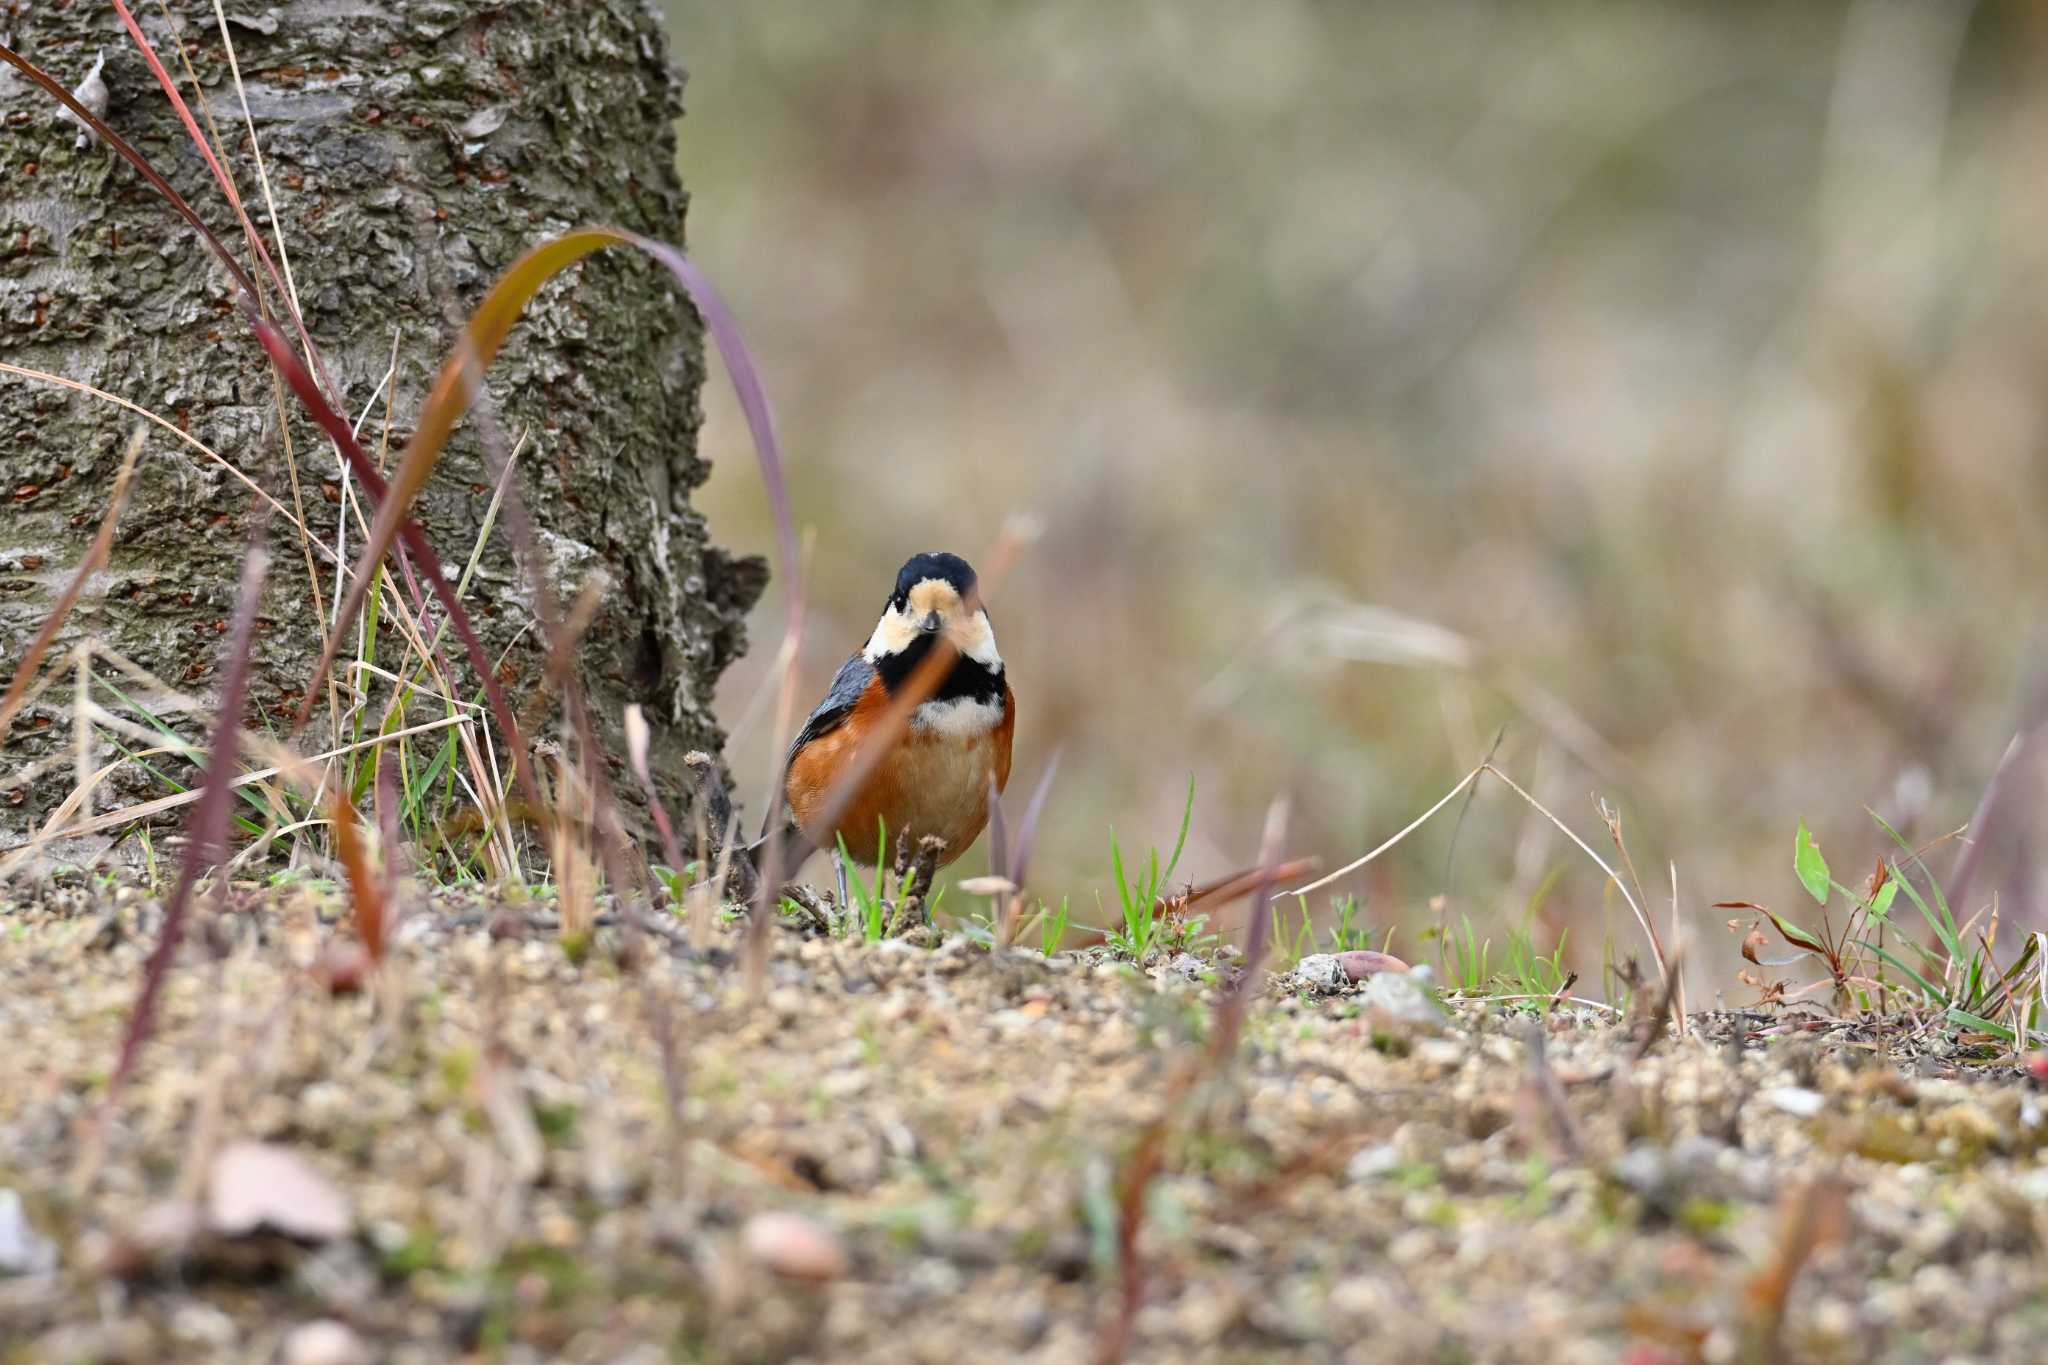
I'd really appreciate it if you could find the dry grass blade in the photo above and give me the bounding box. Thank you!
[1743,1176,1851,1348]
[5,712,471,853]
[1181,858,1320,917]
[994,752,1062,946]
[1290,761,1670,990]
[82,517,270,1188]
[625,704,690,907]
[1094,1113,1174,1365]
[630,238,800,594]
[1481,764,1667,991]
[247,313,542,816]
[0,428,143,740]
[987,753,1056,945]
[1945,728,2034,923]
[204,0,311,336]
[1598,797,1670,972]
[267,230,803,831]
[110,0,316,364]
[1288,762,1485,898]
[329,792,385,964]
[1518,1021,1586,1161]
[1007,749,1062,889]
[0,364,322,545]
[311,232,636,688]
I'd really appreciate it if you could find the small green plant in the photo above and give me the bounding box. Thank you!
[650,862,699,912]
[1443,915,1493,993]
[1036,896,1071,955]
[1718,818,1896,1011]
[1269,900,1318,970]
[1724,813,2047,1047]
[1104,775,1195,960]
[1157,907,1218,958]
[836,821,892,942]
[1505,927,1571,998]
[1269,894,1383,970]
[1859,815,2042,1042]
[1326,896,1373,953]
[974,897,1073,954]
[1439,914,1569,1001]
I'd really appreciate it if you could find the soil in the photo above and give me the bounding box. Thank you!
[3,878,2046,1364]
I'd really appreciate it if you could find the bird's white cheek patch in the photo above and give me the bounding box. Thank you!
[909,696,1004,737]
[950,610,1002,670]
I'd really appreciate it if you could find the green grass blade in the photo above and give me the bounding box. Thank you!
[1946,1008,2014,1042]
[1161,774,1196,885]
[1857,939,1946,1004]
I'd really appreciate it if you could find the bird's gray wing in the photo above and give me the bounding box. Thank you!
[755,653,876,841]
[785,653,875,766]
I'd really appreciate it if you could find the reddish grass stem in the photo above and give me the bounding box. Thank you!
[86,513,271,1182]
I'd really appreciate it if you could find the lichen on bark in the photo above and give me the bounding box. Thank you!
[0,1,765,852]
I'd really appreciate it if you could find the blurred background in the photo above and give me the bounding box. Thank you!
[662,0,2048,991]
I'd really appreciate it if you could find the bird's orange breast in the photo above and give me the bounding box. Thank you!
[785,680,1014,867]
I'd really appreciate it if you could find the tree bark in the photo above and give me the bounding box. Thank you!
[0,2,765,853]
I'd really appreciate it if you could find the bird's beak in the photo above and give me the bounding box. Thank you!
[919,611,943,634]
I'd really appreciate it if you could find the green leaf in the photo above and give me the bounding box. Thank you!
[1856,938,1945,1004]
[1869,877,1899,919]
[1867,807,1957,925]
[1947,1008,2015,1042]
[1794,820,1830,905]
[1887,862,1966,972]
[1162,774,1196,885]
[1766,909,1829,956]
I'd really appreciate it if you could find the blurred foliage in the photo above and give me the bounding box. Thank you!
[665,0,2048,980]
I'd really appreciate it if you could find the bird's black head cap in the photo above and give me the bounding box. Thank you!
[891,551,977,607]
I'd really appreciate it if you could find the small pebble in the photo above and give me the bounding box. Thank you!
[1336,950,1409,979]
[283,1319,371,1365]
[741,1211,848,1282]
[1294,954,1348,992]
[0,1189,57,1277]
[1761,1086,1826,1118]
[209,1143,352,1242]
[1346,1143,1401,1182]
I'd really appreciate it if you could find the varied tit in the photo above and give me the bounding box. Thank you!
[762,551,1013,869]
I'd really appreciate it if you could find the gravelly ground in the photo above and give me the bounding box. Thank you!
[3,879,2047,1364]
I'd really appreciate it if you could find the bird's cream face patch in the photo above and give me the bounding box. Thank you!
[863,604,919,660]
[863,578,1002,670]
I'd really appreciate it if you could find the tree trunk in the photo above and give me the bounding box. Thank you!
[0,2,765,856]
